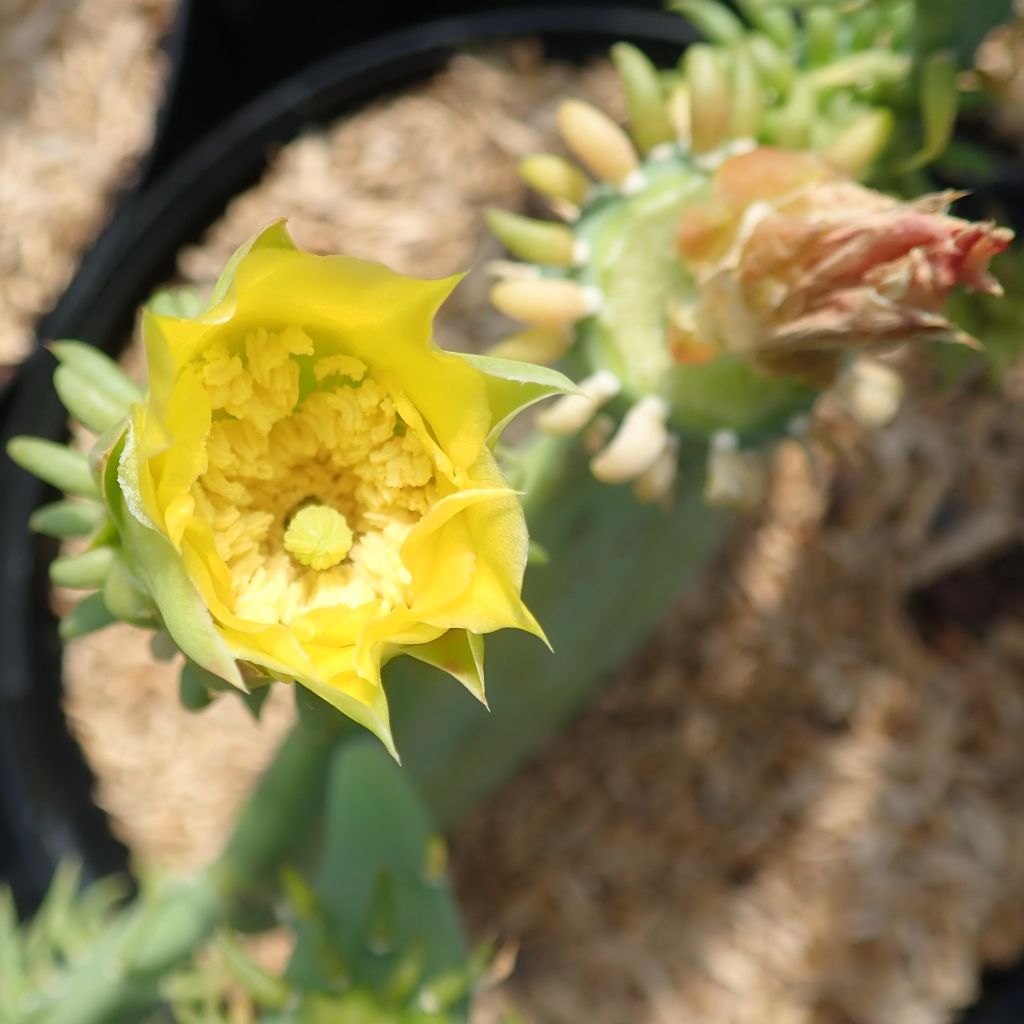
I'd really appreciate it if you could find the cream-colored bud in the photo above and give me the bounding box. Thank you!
[590,395,670,483]
[611,42,674,154]
[704,430,767,510]
[490,278,601,327]
[557,99,640,187]
[535,371,621,435]
[634,434,681,505]
[488,327,572,365]
[834,358,904,427]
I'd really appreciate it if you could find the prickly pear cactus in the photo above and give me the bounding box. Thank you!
[485,0,1011,509]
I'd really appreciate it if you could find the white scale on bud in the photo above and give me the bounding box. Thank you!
[536,370,621,436]
[590,395,671,484]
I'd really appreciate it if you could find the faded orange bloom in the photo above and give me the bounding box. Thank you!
[675,147,1013,382]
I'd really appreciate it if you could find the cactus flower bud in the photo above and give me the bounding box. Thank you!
[675,147,1014,383]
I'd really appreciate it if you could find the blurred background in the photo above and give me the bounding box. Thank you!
[6,2,1024,1022]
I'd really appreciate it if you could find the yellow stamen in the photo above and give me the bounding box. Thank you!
[284,504,354,570]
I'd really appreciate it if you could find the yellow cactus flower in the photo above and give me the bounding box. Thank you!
[109,222,569,753]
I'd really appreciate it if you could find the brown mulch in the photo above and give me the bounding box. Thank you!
[0,0,174,368]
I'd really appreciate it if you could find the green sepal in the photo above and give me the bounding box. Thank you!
[59,592,117,641]
[457,353,573,446]
[7,437,99,498]
[102,558,157,625]
[403,630,486,707]
[49,547,116,589]
[29,499,107,539]
[48,340,142,412]
[205,220,298,312]
[103,425,245,690]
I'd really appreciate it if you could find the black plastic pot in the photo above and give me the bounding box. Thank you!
[0,2,695,914]
[2,6,1024,1021]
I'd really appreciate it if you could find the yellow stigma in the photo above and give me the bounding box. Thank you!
[284,504,354,570]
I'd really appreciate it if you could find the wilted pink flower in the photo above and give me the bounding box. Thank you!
[674,147,1013,382]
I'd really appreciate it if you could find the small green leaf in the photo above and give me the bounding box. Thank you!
[29,499,106,538]
[900,50,959,172]
[53,365,131,435]
[611,43,675,153]
[733,0,796,50]
[668,0,745,44]
[59,592,117,640]
[457,353,573,445]
[179,660,217,711]
[484,209,576,266]
[49,547,116,589]
[49,341,142,411]
[7,437,99,498]
[206,221,297,311]
[102,559,157,625]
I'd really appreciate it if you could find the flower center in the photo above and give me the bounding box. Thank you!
[283,503,354,570]
[190,327,439,625]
